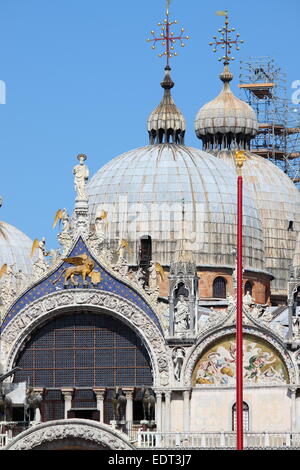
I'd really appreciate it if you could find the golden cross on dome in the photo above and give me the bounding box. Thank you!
[209,11,244,65]
[146,0,190,67]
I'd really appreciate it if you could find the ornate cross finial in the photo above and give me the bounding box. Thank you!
[147,1,190,67]
[209,12,244,65]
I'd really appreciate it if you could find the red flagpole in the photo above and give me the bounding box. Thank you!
[237,174,244,450]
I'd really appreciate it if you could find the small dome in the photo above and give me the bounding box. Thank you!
[147,66,186,145]
[0,221,34,276]
[87,143,265,271]
[195,65,258,150]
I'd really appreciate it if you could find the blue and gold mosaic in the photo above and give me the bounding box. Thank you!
[2,238,162,333]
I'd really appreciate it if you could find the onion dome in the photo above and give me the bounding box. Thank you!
[0,221,34,275]
[87,143,265,272]
[212,149,300,295]
[147,66,186,145]
[195,64,258,151]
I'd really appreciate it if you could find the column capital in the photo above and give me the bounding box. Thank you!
[61,388,74,398]
[289,386,298,394]
[93,388,106,399]
[33,387,45,395]
[122,387,135,398]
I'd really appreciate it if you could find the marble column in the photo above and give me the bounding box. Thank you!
[164,391,171,432]
[155,391,163,432]
[93,388,106,423]
[33,388,44,423]
[123,388,135,423]
[61,388,74,419]
[183,390,190,433]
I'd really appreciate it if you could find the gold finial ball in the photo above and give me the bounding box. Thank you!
[235,150,247,169]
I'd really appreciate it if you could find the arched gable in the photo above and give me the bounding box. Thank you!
[184,326,297,386]
[2,237,163,334]
[5,419,134,450]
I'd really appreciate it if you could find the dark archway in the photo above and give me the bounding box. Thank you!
[244,281,253,296]
[13,312,153,424]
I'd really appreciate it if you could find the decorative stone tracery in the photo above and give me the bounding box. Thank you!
[5,419,134,450]
[1,289,171,387]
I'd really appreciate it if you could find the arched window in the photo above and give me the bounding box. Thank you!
[140,236,152,268]
[244,281,253,296]
[174,282,189,300]
[213,277,227,299]
[13,313,153,424]
[232,402,249,432]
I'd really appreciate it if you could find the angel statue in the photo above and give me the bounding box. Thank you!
[116,238,132,262]
[73,154,89,201]
[148,261,165,290]
[53,253,101,287]
[53,208,70,233]
[94,210,108,239]
[30,238,49,280]
[30,237,48,261]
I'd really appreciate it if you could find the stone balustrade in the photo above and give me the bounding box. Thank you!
[136,431,300,449]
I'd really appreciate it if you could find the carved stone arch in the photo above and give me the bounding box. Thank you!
[5,419,134,450]
[1,290,171,387]
[183,325,297,387]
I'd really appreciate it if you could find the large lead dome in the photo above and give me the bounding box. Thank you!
[87,143,265,270]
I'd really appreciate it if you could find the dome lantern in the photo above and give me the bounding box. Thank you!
[146,3,189,145]
[147,66,186,145]
[195,13,258,151]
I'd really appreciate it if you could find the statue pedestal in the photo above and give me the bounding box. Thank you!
[110,420,117,430]
[140,420,156,431]
[110,419,127,433]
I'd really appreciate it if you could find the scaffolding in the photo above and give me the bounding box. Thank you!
[239,57,300,187]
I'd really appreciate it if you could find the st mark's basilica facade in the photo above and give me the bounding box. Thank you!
[0,9,300,451]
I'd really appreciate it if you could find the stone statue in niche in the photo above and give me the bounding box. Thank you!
[174,295,190,333]
[172,347,186,382]
[292,313,300,339]
[243,291,254,307]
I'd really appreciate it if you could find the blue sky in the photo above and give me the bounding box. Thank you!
[0,0,299,249]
